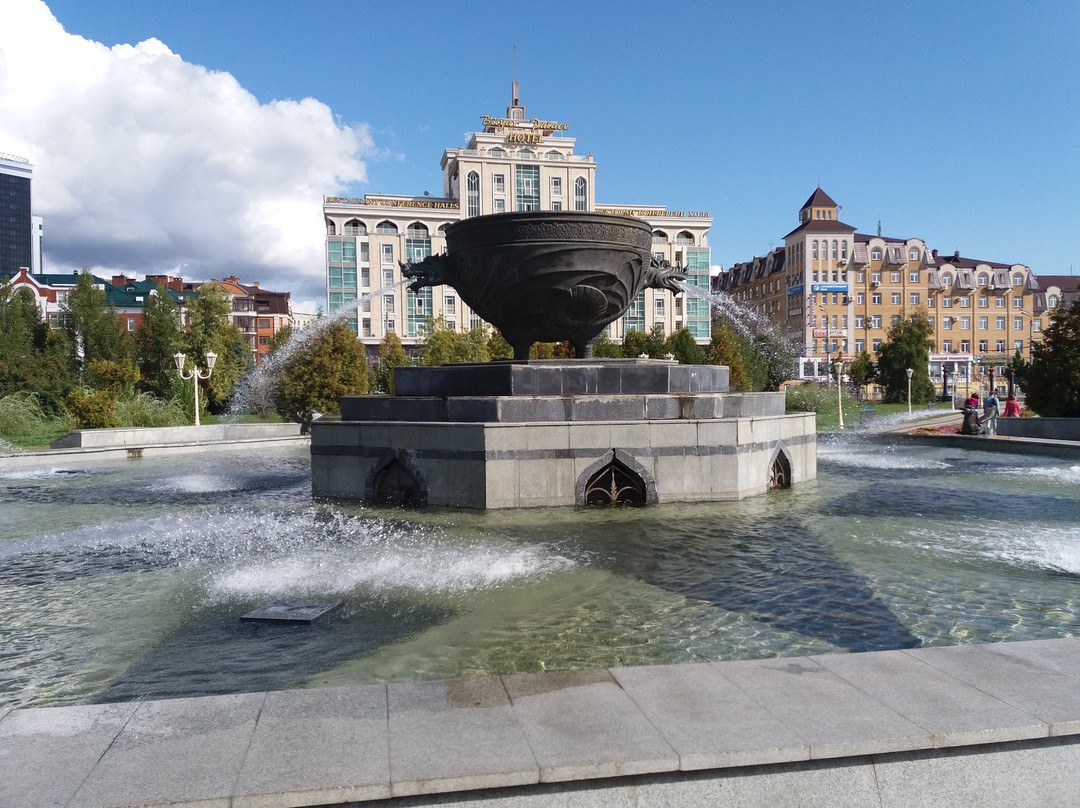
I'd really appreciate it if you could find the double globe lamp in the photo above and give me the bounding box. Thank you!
[173,351,217,427]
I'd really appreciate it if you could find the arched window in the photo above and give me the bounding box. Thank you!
[652,230,669,242]
[909,247,920,261]
[942,272,953,286]
[1049,294,1059,308]
[466,171,480,217]
[676,231,694,245]
[375,220,397,234]
[871,247,883,261]
[489,147,507,157]
[545,150,564,160]
[326,219,337,235]
[812,241,819,259]
[436,224,448,236]
[831,240,838,259]
[978,272,989,286]
[841,241,848,260]
[574,177,588,211]
[518,148,536,159]
[1012,273,1024,286]
[406,222,429,239]
[344,219,366,236]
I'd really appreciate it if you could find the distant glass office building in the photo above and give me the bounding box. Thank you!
[323,86,713,354]
[0,153,35,277]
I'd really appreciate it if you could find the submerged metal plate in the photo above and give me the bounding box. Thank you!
[240,600,343,624]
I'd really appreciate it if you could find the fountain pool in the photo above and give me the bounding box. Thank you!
[2,437,1078,710]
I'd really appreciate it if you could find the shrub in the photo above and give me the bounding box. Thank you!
[117,393,188,427]
[785,383,834,413]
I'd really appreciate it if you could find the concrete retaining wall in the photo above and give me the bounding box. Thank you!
[50,422,302,449]
[996,416,1080,441]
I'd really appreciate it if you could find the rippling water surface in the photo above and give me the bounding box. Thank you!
[1,438,1078,708]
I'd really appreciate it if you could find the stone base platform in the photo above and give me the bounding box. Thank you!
[311,360,817,509]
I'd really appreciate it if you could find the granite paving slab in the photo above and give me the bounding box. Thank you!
[905,642,1080,735]
[69,692,265,808]
[232,685,390,808]
[388,677,539,797]
[502,669,678,782]
[610,662,809,770]
[714,657,933,758]
[0,701,138,808]
[812,649,1047,748]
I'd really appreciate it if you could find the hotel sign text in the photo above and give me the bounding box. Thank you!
[481,115,570,144]
[596,207,711,219]
[324,196,459,209]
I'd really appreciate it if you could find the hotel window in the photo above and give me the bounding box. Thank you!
[942,273,952,286]
[375,221,397,234]
[258,318,271,329]
[494,197,506,213]
[1033,319,1042,331]
[996,296,1006,308]
[326,219,336,235]
[891,315,901,326]
[856,293,865,304]
[342,241,356,264]
[493,174,505,194]
[909,248,920,261]
[928,316,935,328]
[910,293,920,305]
[551,201,562,211]
[328,240,343,262]
[855,338,864,352]
[961,316,970,329]
[574,177,588,211]
[550,176,563,197]
[467,171,480,217]
[856,271,864,282]
[360,243,369,263]
[1013,273,1024,286]
[1049,294,1059,308]
[361,268,370,287]
[996,339,1006,352]
[812,241,819,259]
[386,320,395,333]
[1014,316,1023,330]
[871,247,882,261]
[344,219,366,236]
[959,296,970,308]
[872,338,882,351]
[841,242,848,260]
[942,297,952,308]
[871,314,882,328]
[928,296,935,306]
[515,165,540,211]
[362,319,372,337]
[890,271,901,283]
[1013,296,1023,308]
[960,340,970,353]
[444,295,456,314]
[978,273,989,286]
[381,243,393,265]
[871,271,881,284]
[943,318,953,330]
[872,293,881,305]
[831,241,838,259]
[909,271,920,283]
[979,316,988,329]
[654,299,665,313]
[979,340,988,352]
[942,340,953,352]
[891,293,901,304]
[489,147,507,157]
[978,295,988,307]
[996,316,1006,329]
[812,271,818,282]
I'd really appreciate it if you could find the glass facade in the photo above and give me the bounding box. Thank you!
[515,165,540,211]
[0,172,32,275]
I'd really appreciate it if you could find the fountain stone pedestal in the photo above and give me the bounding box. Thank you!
[310,358,816,509]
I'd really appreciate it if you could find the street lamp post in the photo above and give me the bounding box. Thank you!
[836,356,844,430]
[906,367,914,414]
[174,351,217,427]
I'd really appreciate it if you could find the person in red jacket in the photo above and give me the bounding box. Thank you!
[1003,394,1021,417]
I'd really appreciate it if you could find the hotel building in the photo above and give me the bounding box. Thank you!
[0,153,42,276]
[713,189,1042,397]
[323,87,712,356]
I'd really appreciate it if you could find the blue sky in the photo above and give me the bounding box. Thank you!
[4,0,1078,311]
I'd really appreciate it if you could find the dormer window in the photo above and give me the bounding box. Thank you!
[871,247,882,261]
[942,272,953,286]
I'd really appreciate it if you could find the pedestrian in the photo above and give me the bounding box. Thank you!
[960,396,983,435]
[1003,394,1021,417]
[983,391,999,434]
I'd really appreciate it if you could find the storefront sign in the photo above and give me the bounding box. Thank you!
[811,284,849,293]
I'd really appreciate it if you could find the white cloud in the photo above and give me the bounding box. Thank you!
[0,0,371,313]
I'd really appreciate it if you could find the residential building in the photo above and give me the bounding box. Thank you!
[323,85,712,355]
[197,277,292,364]
[713,189,1041,398]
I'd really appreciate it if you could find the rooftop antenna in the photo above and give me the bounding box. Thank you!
[512,45,519,107]
[877,219,882,237]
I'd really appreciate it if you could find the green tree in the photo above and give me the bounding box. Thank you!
[372,330,410,393]
[0,285,77,414]
[61,269,130,372]
[487,329,514,360]
[275,320,369,431]
[705,322,750,391]
[590,330,622,358]
[418,317,491,365]
[621,325,668,359]
[1018,296,1080,416]
[184,285,251,412]
[134,284,184,399]
[877,310,935,404]
[847,351,878,400]
[665,328,706,364]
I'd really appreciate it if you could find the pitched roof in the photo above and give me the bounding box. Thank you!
[783,218,857,239]
[801,187,838,210]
